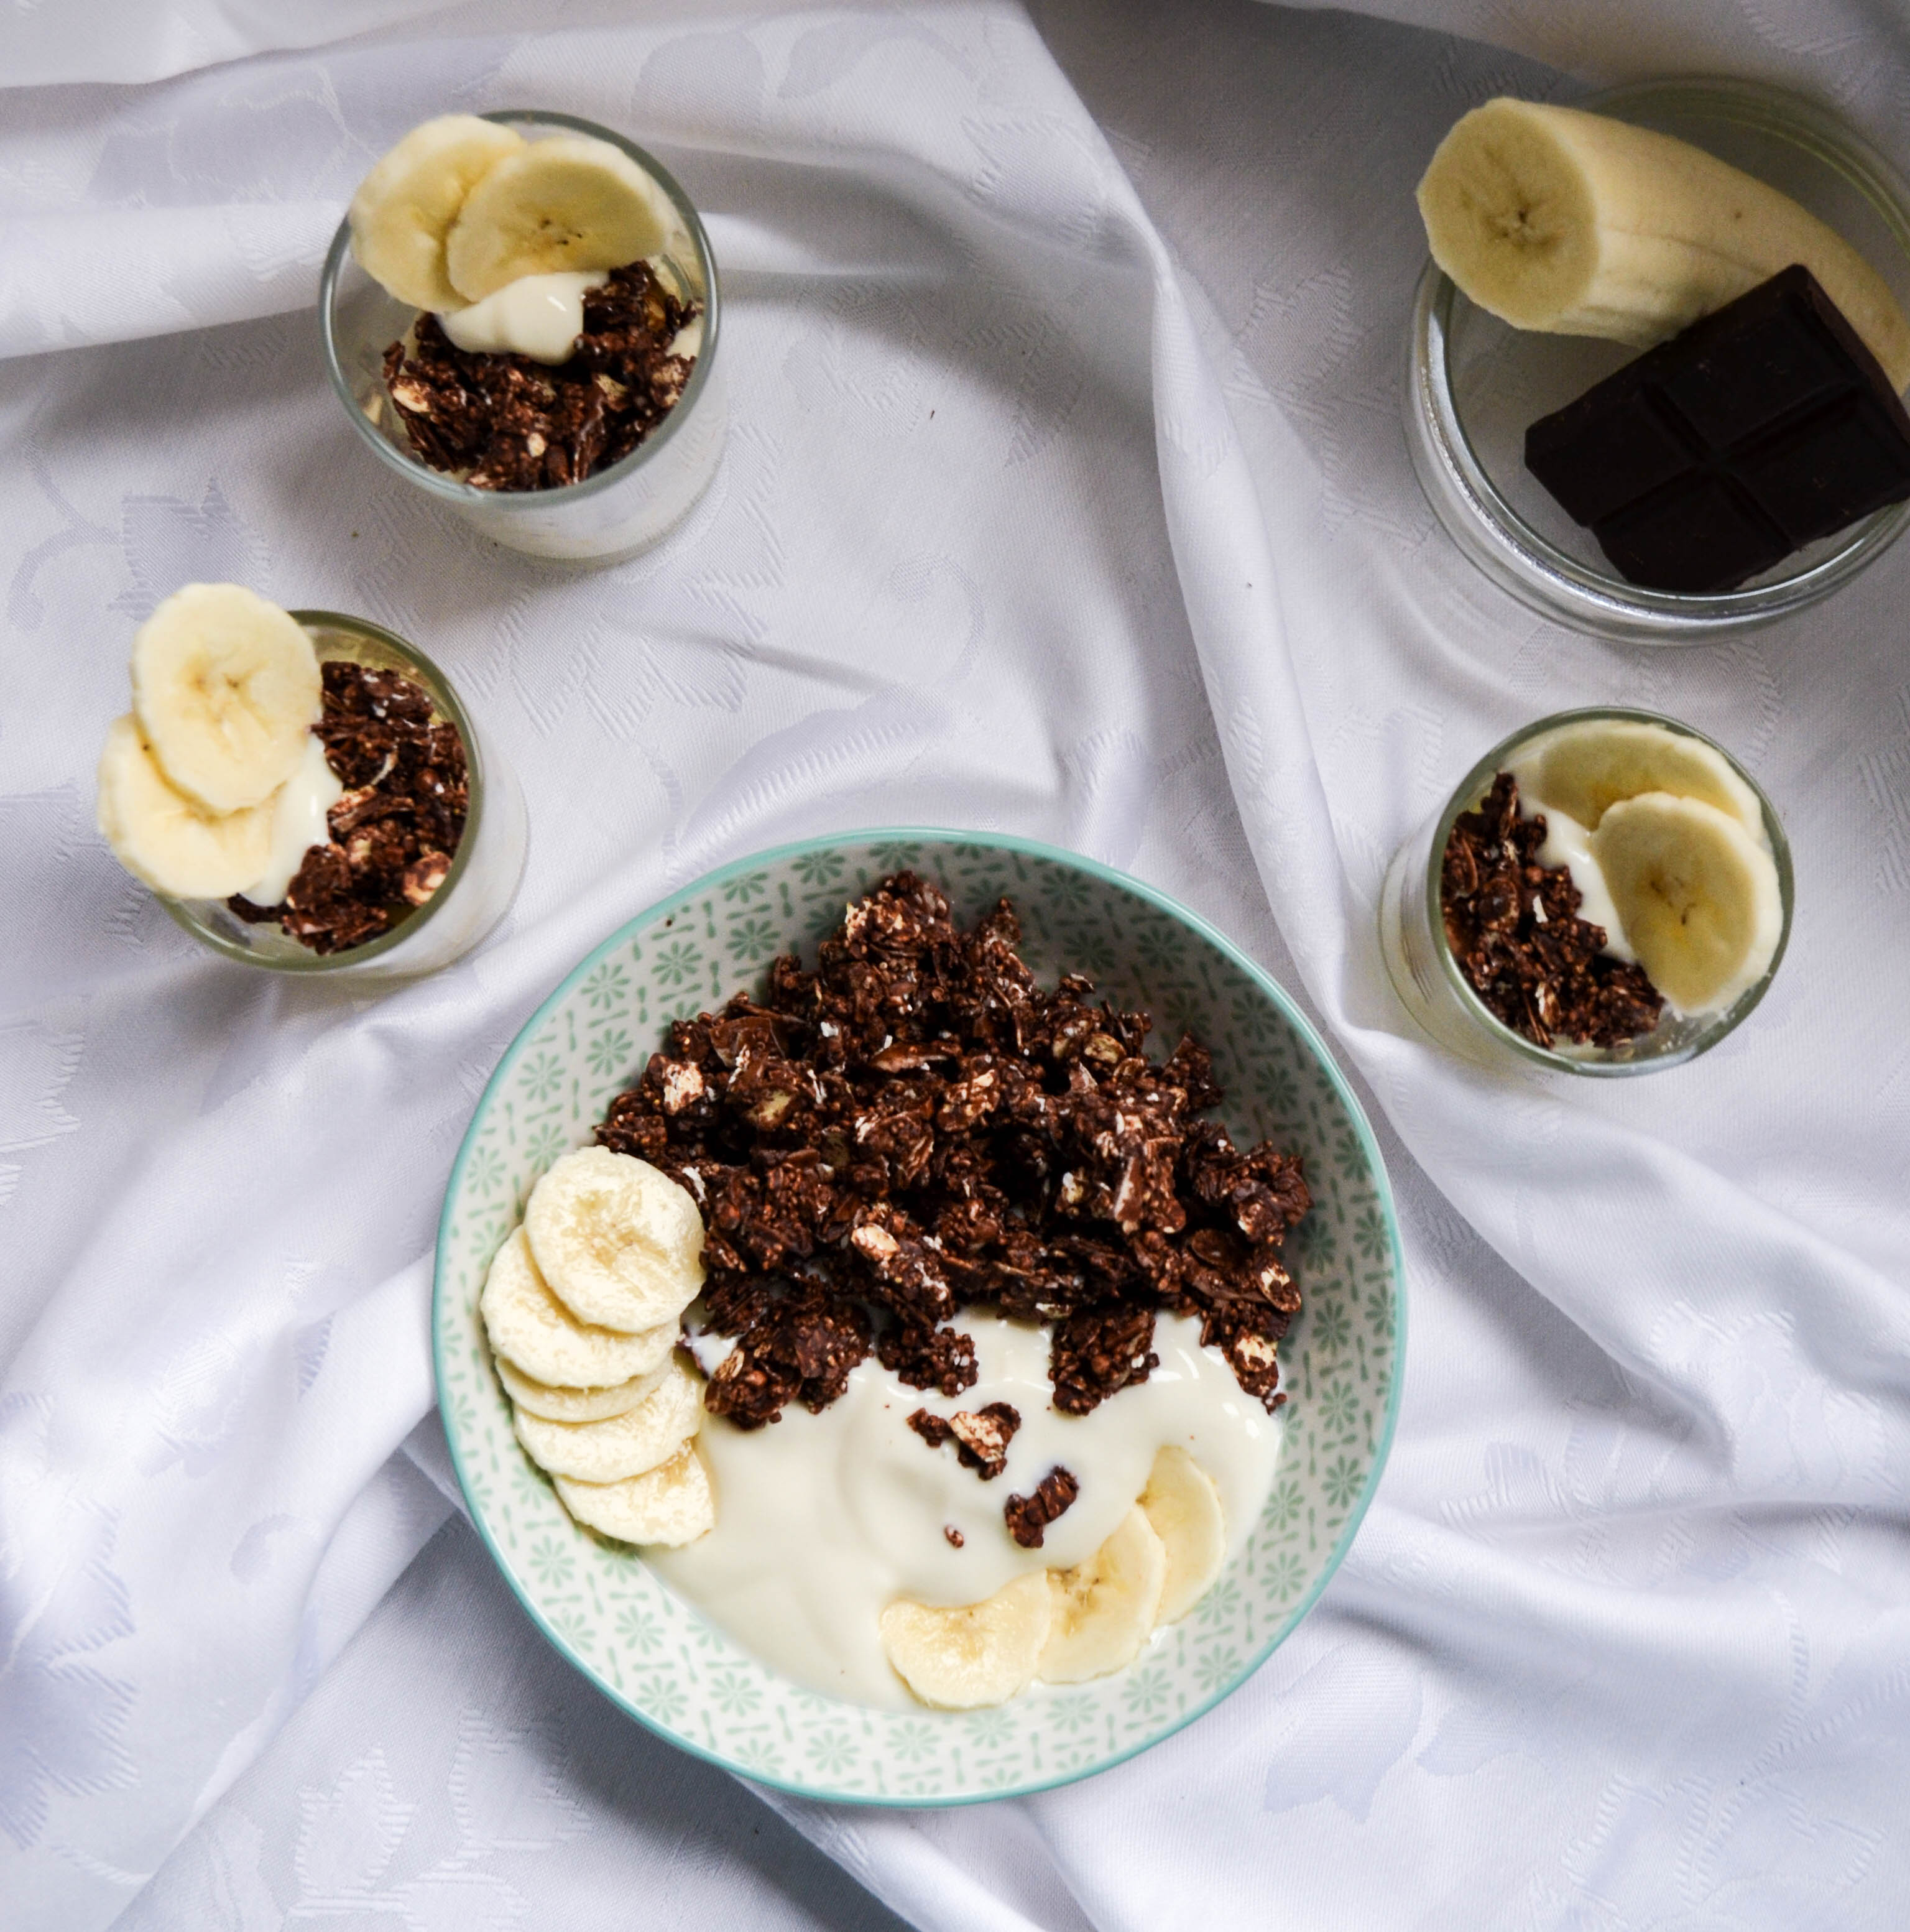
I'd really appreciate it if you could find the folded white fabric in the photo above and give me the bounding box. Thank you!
[2,3,1908,1930]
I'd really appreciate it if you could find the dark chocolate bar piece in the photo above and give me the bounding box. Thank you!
[1525,265,1910,593]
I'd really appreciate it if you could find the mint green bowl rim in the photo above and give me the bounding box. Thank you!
[433,826,1406,1805]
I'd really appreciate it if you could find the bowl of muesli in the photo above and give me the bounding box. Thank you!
[435,830,1402,1801]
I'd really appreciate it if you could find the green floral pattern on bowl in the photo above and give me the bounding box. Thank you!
[435,830,1404,1804]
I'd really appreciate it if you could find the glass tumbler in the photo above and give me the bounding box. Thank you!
[1404,77,1910,642]
[1378,708,1794,1074]
[320,111,726,563]
[163,611,528,981]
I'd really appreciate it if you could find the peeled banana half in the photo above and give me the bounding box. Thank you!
[1418,96,1910,391]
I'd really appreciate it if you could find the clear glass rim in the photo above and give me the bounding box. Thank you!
[162,609,487,973]
[318,109,721,512]
[1406,75,1910,640]
[1422,706,1796,1075]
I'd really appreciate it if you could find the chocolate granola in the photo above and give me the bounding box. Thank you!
[228,661,468,954]
[1003,1466,1079,1549]
[908,1402,1021,1481]
[382,261,697,492]
[1441,772,1663,1049]
[595,872,1310,1430]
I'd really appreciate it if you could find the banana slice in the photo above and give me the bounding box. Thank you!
[349,114,526,311]
[1038,1507,1168,1685]
[1139,1446,1227,1627]
[1418,98,1910,391]
[524,1147,703,1334]
[879,1572,1054,1710]
[495,1352,668,1423]
[512,1357,701,1482]
[445,132,670,302]
[1513,719,1762,834]
[479,1226,678,1389]
[1590,792,1784,1014]
[555,1441,714,1547]
[96,714,275,899]
[130,584,321,814]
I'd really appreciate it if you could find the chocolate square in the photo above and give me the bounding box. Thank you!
[1525,384,1694,526]
[1736,394,1910,543]
[1596,474,1790,595]
[1523,265,1910,593]
[1653,298,1852,446]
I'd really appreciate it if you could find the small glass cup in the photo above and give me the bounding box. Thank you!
[319,110,726,563]
[164,611,528,981]
[1378,707,1794,1075]
[1405,77,1910,642]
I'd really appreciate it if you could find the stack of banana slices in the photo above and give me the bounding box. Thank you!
[96,583,336,902]
[481,1147,714,1546]
[1509,719,1784,1016]
[349,113,672,318]
[879,1446,1227,1709]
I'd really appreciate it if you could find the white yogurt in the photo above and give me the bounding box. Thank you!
[239,734,342,906]
[1528,804,1635,960]
[436,270,609,364]
[650,1310,1282,1709]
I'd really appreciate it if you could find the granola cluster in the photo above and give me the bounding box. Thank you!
[1441,772,1663,1049]
[594,872,1311,1433]
[381,261,698,492]
[907,1402,1021,1481]
[1003,1467,1080,1550]
[230,662,468,954]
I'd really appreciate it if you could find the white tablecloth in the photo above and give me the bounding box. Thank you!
[5,2,1909,1926]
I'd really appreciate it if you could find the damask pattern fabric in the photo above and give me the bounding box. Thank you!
[2,2,1907,1928]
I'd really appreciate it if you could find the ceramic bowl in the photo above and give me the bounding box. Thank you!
[435,830,1403,1803]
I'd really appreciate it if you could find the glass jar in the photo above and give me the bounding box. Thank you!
[1404,77,1910,642]
[1378,708,1794,1074]
[163,611,527,981]
[319,111,725,563]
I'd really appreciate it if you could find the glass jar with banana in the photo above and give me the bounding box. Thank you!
[1406,79,1910,636]
[321,111,724,562]
[95,586,525,979]
[1379,708,1792,1073]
